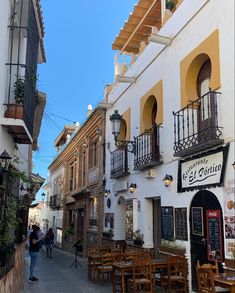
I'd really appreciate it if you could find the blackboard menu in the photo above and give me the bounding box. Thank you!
[207,210,222,262]
[192,207,204,236]
[161,207,174,240]
[175,208,188,241]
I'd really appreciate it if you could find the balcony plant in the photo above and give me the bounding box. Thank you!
[133,229,144,246]
[4,75,25,119]
[166,0,176,10]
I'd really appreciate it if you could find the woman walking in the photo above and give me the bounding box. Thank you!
[45,228,54,258]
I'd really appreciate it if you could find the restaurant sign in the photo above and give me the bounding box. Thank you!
[178,146,228,192]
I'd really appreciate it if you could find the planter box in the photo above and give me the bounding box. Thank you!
[4,104,23,119]
[133,239,143,247]
[159,245,186,256]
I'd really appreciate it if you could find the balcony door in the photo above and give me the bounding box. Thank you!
[197,59,215,141]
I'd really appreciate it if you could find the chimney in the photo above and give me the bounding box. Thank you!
[87,104,92,117]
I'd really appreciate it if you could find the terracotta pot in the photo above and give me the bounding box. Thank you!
[4,104,24,119]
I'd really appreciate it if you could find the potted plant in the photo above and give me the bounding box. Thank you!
[133,229,144,246]
[166,0,176,10]
[4,75,25,119]
[102,228,114,239]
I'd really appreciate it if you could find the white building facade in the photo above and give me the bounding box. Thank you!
[105,0,234,291]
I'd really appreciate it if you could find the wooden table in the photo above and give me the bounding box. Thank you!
[214,273,235,293]
[112,258,168,293]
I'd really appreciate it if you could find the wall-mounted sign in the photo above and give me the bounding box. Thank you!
[207,210,223,262]
[192,207,204,236]
[175,208,188,241]
[161,207,174,240]
[178,145,229,192]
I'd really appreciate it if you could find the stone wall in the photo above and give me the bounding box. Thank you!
[0,242,25,293]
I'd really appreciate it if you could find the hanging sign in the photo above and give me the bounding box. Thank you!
[207,210,223,262]
[178,145,229,192]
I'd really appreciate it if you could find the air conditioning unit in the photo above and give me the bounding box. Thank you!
[145,169,155,178]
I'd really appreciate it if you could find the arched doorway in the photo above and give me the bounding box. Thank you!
[190,190,225,290]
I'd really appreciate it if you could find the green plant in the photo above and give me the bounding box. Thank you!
[63,224,74,240]
[133,229,144,243]
[166,0,176,10]
[161,239,186,250]
[14,75,25,104]
[102,228,114,238]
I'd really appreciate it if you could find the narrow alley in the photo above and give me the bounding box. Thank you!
[20,248,112,293]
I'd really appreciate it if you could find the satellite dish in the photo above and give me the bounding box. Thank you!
[75,122,80,127]
[88,104,92,111]
[66,134,71,140]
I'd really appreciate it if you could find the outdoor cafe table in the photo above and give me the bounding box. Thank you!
[214,273,235,293]
[112,258,168,293]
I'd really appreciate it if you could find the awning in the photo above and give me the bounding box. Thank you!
[112,0,162,54]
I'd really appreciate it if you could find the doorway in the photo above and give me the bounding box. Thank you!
[197,59,216,142]
[190,190,225,290]
[153,198,161,257]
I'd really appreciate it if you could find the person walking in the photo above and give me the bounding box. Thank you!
[45,228,54,258]
[29,225,41,282]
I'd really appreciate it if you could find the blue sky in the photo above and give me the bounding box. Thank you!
[33,0,137,182]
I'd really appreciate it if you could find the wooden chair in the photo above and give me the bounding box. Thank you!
[127,256,153,293]
[97,252,113,285]
[196,260,219,274]
[87,247,101,281]
[112,253,131,293]
[162,255,188,293]
[125,250,139,262]
[196,261,230,292]
[196,266,216,293]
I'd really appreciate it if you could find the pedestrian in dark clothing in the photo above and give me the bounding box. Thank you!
[29,225,41,282]
[45,228,54,258]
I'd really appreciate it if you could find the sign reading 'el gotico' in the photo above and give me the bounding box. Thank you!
[178,145,229,192]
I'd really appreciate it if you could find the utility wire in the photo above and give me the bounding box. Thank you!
[43,112,61,130]
[45,111,75,123]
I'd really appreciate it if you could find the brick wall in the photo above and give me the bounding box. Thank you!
[0,242,25,293]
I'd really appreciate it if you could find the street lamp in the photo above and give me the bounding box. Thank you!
[41,192,46,202]
[109,110,136,154]
[0,150,12,190]
[0,150,12,172]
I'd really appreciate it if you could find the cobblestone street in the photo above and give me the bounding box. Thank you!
[21,248,112,293]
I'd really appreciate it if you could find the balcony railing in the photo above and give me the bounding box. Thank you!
[173,91,223,157]
[110,148,129,179]
[3,0,40,143]
[134,124,162,170]
[49,194,61,209]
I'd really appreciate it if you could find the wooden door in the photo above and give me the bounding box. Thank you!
[190,190,224,290]
[153,198,161,257]
[197,59,216,141]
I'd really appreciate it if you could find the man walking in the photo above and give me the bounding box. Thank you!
[29,225,41,282]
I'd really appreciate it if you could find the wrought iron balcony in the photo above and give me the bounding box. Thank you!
[134,124,162,170]
[173,91,223,157]
[2,0,40,144]
[49,194,61,209]
[110,148,129,179]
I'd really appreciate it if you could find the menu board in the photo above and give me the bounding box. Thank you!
[161,207,174,240]
[175,208,188,241]
[192,207,204,236]
[207,210,223,262]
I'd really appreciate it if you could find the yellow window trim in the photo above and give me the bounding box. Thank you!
[180,29,221,108]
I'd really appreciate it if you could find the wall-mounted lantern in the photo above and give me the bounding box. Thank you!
[104,189,110,197]
[128,183,137,193]
[163,174,173,187]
